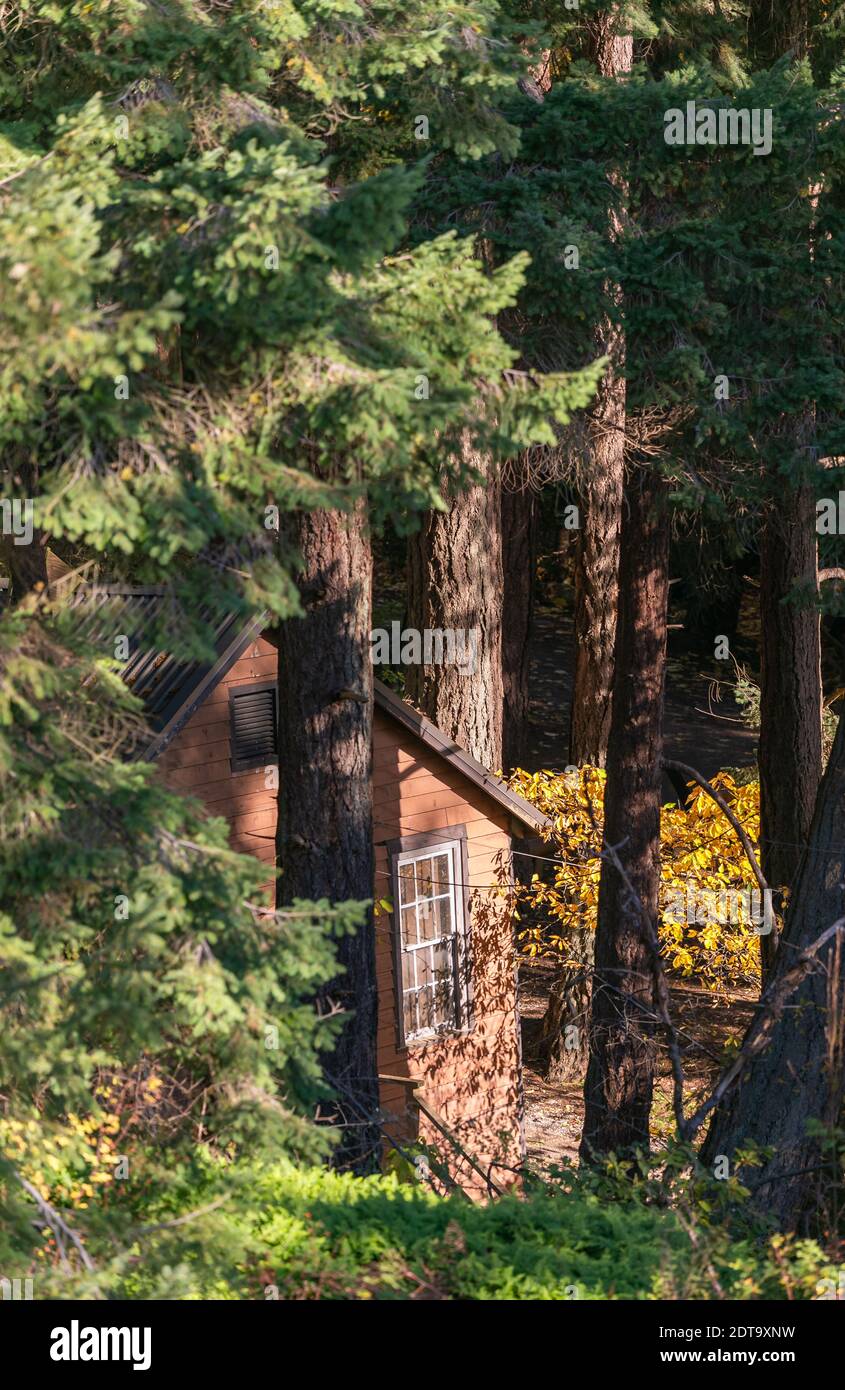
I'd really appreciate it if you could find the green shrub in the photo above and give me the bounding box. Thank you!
[16,1158,842,1301]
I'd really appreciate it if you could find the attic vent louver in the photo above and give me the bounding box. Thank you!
[229,682,278,772]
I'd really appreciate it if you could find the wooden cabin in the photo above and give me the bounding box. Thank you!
[87,588,548,1193]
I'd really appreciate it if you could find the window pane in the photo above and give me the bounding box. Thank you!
[398,861,415,905]
[435,974,456,1029]
[421,941,451,987]
[432,941,457,1028]
[416,856,434,898]
[417,894,436,942]
[403,990,418,1039]
[416,984,437,1033]
[396,843,463,1042]
[400,904,417,949]
[430,853,450,895]
[415,947,456,1032]
[434,894,455,938]
[401,946,416,994]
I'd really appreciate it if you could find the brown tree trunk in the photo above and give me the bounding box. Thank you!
[584,12,635,73]
[579,466,669,1159]
[406,439,504,770]
[501,485,536,773]
[543,8,631,1084]
[569,383,625,766]
[750,3,820,985]
[701,713,845,1231]
[758,489,823,981]
[568,15,631,768]
[749,0,810,63]
[702,0,844,1237]
[539,923,594,1083]
[275,500,380,1174]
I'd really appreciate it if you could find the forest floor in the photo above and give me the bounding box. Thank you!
[519,961,757,1171]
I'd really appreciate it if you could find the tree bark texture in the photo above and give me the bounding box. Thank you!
[501,485,536,773]
[540,926,594,1083]
[568,15,631,768]
[702,713,845,1231]
[751,0,821,983]
[406,440,504,771]
[749,0,810,64]
[579,467,670,1159]
[758,489,823,981]
[569,369,625,767]
[275,501,380,1174]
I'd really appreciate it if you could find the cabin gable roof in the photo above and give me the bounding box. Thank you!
[79,587,549,834]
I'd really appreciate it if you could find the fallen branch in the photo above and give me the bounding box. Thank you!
[14,1170,99,1281]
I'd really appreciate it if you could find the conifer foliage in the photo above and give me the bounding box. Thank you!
[3,0,845,1303]
[0,0,598,1275]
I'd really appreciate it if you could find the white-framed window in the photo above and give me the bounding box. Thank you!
[391,834,470,1045]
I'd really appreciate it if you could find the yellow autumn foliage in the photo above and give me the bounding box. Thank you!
[0,1108,122,1216]
[0,1073,162,1217]
[506,766,762,990]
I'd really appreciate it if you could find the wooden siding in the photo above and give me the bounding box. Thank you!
[372,708,524,1193]
[157,635,279,877]
[157,639,524,1190]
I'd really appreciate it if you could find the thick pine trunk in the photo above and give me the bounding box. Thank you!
[701,713,845,1231]
[568,17,631,768]
[406,441,504,770]
[275,501,380,1174]
[579,466,669,1159]
[704,0,838,1231]
[546,10,630,1083]
[749,0,809,63]
[584,13,635,73]
[539,924,594,1083]
[758,489,823,980]
[751,2,820,984]
[501,485,536,773]
[568,373,625,766]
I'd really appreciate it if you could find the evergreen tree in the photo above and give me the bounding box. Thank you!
[444,0,845,1149]
[0,0,601,1236]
